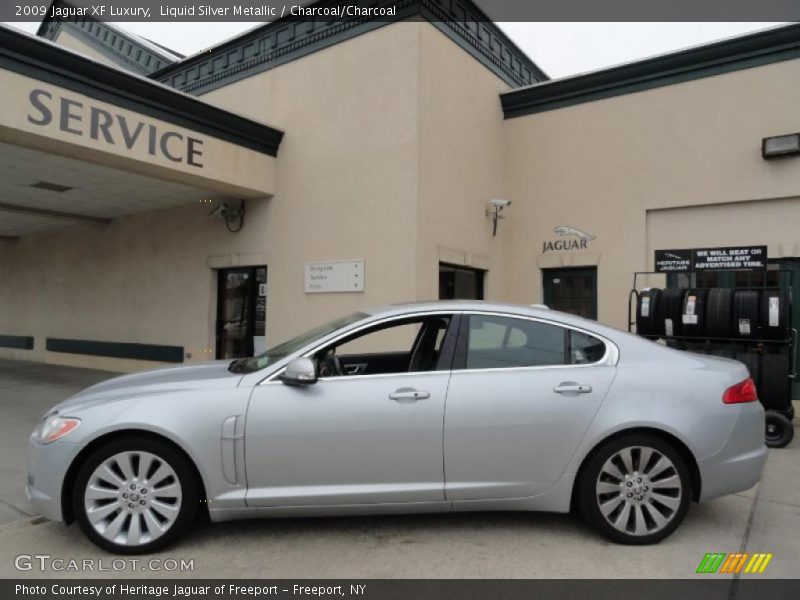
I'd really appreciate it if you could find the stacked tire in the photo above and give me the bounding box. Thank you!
[635,284,794,448]
[657,288,687,338]
[636,287,791,341]
[636,288,663,336]
[732,290,760,339]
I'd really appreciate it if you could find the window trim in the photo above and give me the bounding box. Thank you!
[453,311,617,373]
[263,310,459,383]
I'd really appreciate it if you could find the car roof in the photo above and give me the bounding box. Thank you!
[361,300,630,342]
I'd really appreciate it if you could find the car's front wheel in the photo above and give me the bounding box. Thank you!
[73,436,199,554]
[578,434,691,544]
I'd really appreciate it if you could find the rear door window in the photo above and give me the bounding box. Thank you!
[465,315,566,369]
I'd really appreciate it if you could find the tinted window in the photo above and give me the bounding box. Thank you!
[439,264,485,300]
[569,330,606,364]
[466,315,565,369]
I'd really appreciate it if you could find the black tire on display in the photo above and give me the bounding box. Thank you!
[735,351,761,391]
[732,290,760,339]
[765,411,795,448]
[656,288,687,339]
[758,352,791,412]
[705,288,734,339]
[578,434,691,545]
[73,436,199,554]
[681,289,709,337]
[760,290,790,340]
[636,288,662,336]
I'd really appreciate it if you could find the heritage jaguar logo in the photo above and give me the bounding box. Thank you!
[543,226,596,252]
[696,552,773,574]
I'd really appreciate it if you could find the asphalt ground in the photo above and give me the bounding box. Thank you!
[0,359,797,579]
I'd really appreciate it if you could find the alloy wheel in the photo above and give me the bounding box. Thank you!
[594,445,682,536]
[83,450,182,546]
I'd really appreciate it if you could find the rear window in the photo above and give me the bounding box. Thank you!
[466,315,565,369]
[568,330,606,364]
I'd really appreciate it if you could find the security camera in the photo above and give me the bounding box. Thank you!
[490,198,512,209]
[208,202,228,218]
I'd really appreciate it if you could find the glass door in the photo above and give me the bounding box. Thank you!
[216,267,266,359]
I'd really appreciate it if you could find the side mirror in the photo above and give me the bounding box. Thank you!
[280,357,318,386]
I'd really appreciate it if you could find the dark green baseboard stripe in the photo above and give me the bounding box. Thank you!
[46,338,184,363]
[0,335,34,350]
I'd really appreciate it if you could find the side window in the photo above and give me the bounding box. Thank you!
[568,330,606,364]
[316,316,452,376]
[466,315,566,369]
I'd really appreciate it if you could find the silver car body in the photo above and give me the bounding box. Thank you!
[27,301,767,524]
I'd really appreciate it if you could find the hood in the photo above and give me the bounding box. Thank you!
[53,360,243,412]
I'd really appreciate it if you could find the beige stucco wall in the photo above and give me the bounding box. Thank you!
[503,57,800,330]
[198,22,422,349]
[0,21,423,370]
[5,20,800,371]
[415,23,510,299]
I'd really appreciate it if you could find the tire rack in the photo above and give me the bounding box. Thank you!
[628,269,797,448]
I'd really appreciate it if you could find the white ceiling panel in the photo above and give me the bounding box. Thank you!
[0,141,224,237]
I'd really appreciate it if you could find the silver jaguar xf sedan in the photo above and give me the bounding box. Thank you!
[27,302,767,553]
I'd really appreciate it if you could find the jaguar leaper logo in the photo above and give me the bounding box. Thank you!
[696,552,773,574]
[543,226,596,252]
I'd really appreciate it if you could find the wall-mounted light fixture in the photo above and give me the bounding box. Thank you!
[762,133,800,159]
[486,198,512,237]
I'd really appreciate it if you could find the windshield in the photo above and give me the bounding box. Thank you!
[230,312,369,373]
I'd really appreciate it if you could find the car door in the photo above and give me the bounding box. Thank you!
[443,312,616,501]
[244,313,458,507]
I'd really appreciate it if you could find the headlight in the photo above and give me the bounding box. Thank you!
[32,413,81,444]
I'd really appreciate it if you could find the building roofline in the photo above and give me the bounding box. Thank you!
[1,24,284,157]
[37,0,182,74]
[501,23,800,119]
[151,0,548,95]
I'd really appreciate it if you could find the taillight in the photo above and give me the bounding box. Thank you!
[723,378,758,404]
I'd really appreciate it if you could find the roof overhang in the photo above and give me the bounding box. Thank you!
[501,23,800,119]
[0,25,283,198]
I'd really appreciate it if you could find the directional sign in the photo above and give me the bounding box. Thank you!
[304,260,364,293]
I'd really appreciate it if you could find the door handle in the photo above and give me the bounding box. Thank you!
[553,382,592,395]
[389,388,430,403]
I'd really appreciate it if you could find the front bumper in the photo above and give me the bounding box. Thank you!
[26,437,84,522]
[697,402,768,502]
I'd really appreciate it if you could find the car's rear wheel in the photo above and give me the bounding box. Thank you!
[73,437,198,554]
[579,434,691,544]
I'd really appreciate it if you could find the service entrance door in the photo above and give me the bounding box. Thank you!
[543,267,597,319]
[216,266,267,359]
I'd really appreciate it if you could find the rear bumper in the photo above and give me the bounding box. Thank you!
[697,403,768,502]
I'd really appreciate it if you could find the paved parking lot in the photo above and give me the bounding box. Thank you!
[0,359,798,579]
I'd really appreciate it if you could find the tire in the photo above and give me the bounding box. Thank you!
[765,411,795,448]
[73,436,199,554]
[681,289,709,337]
[759,352,791,412]
[578,434,691,545]
[732,290,760,339]
[760,290,790,340]
[656,288,687,338]
[735,351,761,391]
[636,288,662,336]
[706,288,733,339]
